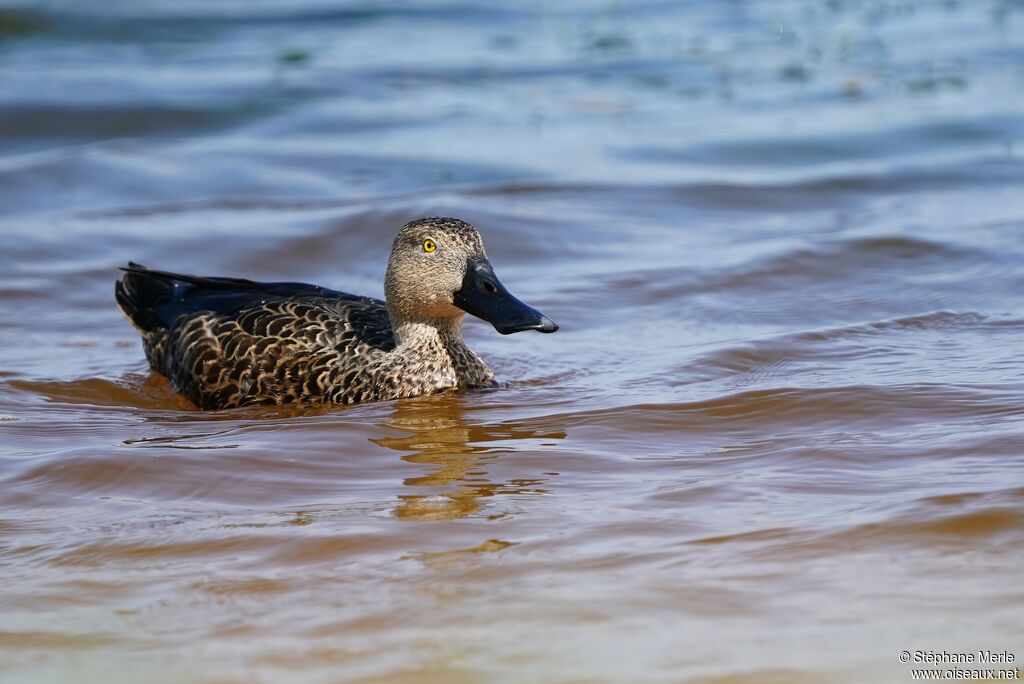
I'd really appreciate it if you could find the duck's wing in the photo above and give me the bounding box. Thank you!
[115,263,395,407]
[115,262,381,332]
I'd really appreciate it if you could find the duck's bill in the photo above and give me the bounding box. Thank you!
[454,259,558,335]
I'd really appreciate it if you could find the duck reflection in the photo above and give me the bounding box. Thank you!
[371,393,565,521]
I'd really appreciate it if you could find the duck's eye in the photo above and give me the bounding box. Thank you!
[422,239,436,253]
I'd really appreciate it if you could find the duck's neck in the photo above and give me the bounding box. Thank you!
[393,317,460,348]
[391,317,494,388]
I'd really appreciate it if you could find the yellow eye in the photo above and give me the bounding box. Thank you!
[422,239,436,253]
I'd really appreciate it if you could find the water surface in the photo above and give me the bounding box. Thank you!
[1,1,1023,682]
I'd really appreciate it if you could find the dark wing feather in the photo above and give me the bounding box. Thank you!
[116,262,381,331]
[116,263,397,408]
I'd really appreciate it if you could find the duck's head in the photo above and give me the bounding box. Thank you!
[384,217,558,335]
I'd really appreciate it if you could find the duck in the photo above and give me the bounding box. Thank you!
[115,217,557,409]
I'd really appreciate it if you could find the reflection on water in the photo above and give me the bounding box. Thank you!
[373,395,564,520]
[1,0,1024,682]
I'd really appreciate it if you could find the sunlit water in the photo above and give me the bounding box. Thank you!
[1,1,1023,682]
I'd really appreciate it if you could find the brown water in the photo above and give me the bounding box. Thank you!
[2,1,1024,682]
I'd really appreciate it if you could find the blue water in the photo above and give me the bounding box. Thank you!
[1,2,1023,683]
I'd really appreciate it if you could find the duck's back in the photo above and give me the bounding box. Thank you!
[115,264,395,409]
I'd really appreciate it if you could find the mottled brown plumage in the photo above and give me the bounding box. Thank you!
[115,217,557,409]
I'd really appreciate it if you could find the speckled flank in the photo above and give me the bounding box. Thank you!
[116,218,497,409]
